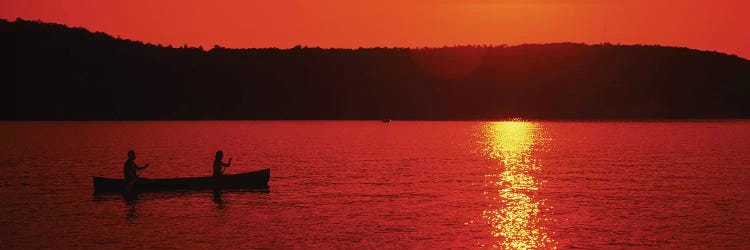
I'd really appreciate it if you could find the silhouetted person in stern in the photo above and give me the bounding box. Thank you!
[213,150,232,177]
[124,150,149,191]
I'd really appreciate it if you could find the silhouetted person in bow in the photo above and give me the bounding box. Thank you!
[124,150,149,191]
[213,150,231,177]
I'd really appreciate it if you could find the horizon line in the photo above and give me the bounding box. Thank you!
[6,17,748,61]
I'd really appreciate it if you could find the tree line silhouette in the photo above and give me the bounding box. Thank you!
[2,18,749,120]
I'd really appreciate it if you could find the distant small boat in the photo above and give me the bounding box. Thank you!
[93,168,270,193]
[382,118,392,123]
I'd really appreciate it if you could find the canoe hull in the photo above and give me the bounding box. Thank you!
[93,168,270,193]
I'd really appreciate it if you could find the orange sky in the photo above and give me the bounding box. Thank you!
[2,0,749,59]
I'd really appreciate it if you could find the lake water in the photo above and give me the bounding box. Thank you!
[1,121,749,248]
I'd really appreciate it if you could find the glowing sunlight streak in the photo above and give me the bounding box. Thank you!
[482,121,555,249]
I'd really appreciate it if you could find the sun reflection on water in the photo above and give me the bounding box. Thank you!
[482,121,555,249]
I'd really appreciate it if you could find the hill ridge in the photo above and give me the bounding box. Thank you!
[2,18,749,120]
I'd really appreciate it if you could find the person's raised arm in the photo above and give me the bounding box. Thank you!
[136,163,149,170]
[222,158,232,167]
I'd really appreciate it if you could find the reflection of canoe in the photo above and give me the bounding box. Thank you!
[93,168,270,193]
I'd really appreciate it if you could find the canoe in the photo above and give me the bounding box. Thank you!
[93,168,270,193]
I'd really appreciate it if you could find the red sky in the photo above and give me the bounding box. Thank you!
[2,0,749,59]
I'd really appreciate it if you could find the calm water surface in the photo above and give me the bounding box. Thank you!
[0,121,749,248]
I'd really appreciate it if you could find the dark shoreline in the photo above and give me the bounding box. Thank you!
[3,18,749,121]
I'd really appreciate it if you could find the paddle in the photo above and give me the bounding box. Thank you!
[125,163,149,192]
[221,158,232,175]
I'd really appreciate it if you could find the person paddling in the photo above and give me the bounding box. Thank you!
[124,150,149,191]
[213,150,231,177]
